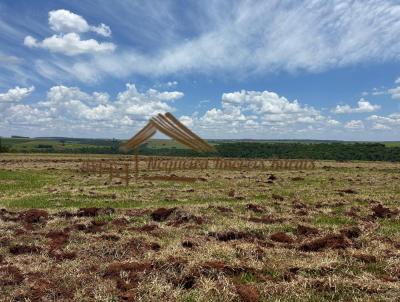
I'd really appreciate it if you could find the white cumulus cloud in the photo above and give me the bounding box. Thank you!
[49,9,111,37]
[367,113,400,128]
[185,89,340,138]
[388,86,400,100]
[332,98,380,114]
[0,84,184,137]
[345,120,364,129]
[372,123,391,130]
[0,86,34,103]
[116,84,183,119]
[24,9,115,56]
[24,33,116,56]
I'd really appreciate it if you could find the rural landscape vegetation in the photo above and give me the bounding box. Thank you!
[1,1,400,302]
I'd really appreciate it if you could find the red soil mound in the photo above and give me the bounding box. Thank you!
[48,250,77,261]
[209,231,248,241]
[235,283,261,302]
[150,207,177,221]
[339,226,361,239]
[56,210,75,218]
[371,204,396,218]
[112,218,129,226]
[104,261,153,277]
[299,234,352,252]
[126,238,161,255]
[166,210,205,227]
[132,224,160,232]
[296,224,319,236]
[292,201,308,209]
[248,215,281,224]
[246,204,265,213]
[270,232,294,243]
[100,234,120,241]
[46,230,69,250]
[9,244,42,255]
[19,209,49,224]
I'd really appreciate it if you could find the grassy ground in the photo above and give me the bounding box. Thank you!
[0,154,399,301]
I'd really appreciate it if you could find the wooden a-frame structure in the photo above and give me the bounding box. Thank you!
[121,112,215,152]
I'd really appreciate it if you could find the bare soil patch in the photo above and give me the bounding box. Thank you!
[299,234,353,252]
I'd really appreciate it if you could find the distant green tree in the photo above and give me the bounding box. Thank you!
[110,138,120,154]
[0,137,9,153]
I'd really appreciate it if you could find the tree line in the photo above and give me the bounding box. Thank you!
[136,142,400,162]
[2,138,400,162]
[214,142,400,162]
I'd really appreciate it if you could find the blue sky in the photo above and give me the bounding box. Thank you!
[1,0,400,140]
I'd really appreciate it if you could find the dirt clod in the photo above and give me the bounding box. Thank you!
[48,250,77,261]
[132,224,159,232]
[9,244,42,255]
[20,209,48,224]
[270,232,294,243]
[246,203,264,213]
[104,261,152,278]
[112,218,129,226]
[296,224,319,236]
[339,226,361,238]
[235,283,261,302]
[77,207,100,217]
[46,230,69,250]
[150,207,177,221]
[101,234,120,241]
[209,231,248,241]
[299,234,352,252]
[371,204,395,218]
[167,209,204,226]
[213,206,233,213]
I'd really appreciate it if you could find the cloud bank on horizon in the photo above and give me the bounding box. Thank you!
[1,0,400,140]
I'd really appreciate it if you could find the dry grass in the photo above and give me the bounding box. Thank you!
[0,154,399,301]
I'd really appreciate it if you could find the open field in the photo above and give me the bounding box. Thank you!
[0,154,399,301]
